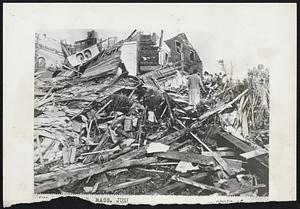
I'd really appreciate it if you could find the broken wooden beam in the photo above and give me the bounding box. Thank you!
[116,127,133,139]
[149,172,208,195]
[163,92,175,124]
[177,119,235,176]
[34,157,157,193]
[34,129,187,193]
[190,89,249,129]
[102,177,151,192]
[146,130,167,141]
[135,167,166,174]
[154,151,214,165]
[216,131,269,183]
[229,184,266,196]
[120,128,188,160]
[83,128,111,164]
[35,136,45,167]
[137,108,146,147]
[240,148,268,160]
[171,176,229,195]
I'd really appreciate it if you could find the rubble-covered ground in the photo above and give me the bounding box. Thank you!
[34,65,269,196]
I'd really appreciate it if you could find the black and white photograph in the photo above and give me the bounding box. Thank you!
[3,3,296,206]
[33,27,270,196]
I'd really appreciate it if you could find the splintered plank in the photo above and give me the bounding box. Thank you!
[218,132,253,153]
[224,159,244,173]
[121,128,188,160]
[190,89,249,129]
[146,130,167,141]
[154,151,214,165]
[218,132,269,167]
[172,176,229,195]
[136,167,166,174]
[83,128,110,164]
[189,131,235,176]
[211,152,235,177]
[35,136,45,167]
[157,128,188,145]
[34,130,187,193]
[240,148,268,160]
[34,157,157,193]
[177,119,235,177]
[229,184,266,196]
[150,172,208,195]
[102,177,152,192]
[217,131,269,182]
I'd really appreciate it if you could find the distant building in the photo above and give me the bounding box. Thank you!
[122,31,171,75]
[37,30,202,81]
[35,33,65,72]
[165,33,203,75]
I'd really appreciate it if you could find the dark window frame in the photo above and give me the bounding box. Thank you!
[189,50,195,61]
[83,49,92,59]
[76,53,85,62]
[175,40,182,54]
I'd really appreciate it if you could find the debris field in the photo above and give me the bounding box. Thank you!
[34,30,269,196]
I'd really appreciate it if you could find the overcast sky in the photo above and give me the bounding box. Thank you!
[36,4,295,79]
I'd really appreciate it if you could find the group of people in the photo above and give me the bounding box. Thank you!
[187,70,228,111]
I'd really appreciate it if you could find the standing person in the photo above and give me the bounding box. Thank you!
[187,69,206,110]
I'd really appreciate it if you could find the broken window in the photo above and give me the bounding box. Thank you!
[37,57,46,69]
[175,40,182,54]
[190,51,195,61]
[165,53,168,63]
[84,49,92,59]
[76,53,84,62]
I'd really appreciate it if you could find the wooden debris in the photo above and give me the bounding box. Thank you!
[147,142,170,153]
[171,176,229,194]
[149,162,179,166]
[34,157,157,193]
[178,120,235,176]
[35,136,45,167]
[107,168,128,177]
[229,184,266,196]
[36,94,54,108]
[80,147,120,156]
[34,38,269,196]
[175,161,199,173]
[102,177,152,192]
[154,151,214,165]
[83,128,111,164]
[240,148,268,160]
[150,172,208,195]
[217,130,269,181]
[123,116,132,132]
[224,178,241,193]
[136,167,166,174]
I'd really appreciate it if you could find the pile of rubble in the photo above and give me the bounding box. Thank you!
[34,62,269,196]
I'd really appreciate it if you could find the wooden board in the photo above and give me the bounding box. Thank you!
[240,148,268,160]
[217,131,269,183]
[102,177,151,192]
[155,151,214,165]
[149,172,208,195]
[34,129,188,193]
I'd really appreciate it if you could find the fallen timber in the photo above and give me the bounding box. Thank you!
[34,35,269,196]
[35,157,157,193]
[34,103,217,193]
[34,88,257,193]
[34,129,188,193]
[216,130,269,184]
[149,172,209,195]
